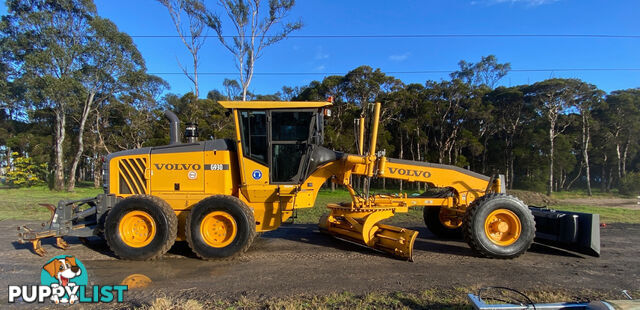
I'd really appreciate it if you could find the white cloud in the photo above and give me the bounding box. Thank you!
[472,0,559,6]
[315,47,329,60]
[315,65,326,71]
[389,52,410,62]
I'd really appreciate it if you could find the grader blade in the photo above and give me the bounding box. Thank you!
[320,205,418,261]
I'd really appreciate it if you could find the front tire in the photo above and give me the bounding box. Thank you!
[423,206,463,238]
[186,195,256,260]
[463,194,535,259]
[104,195,177,260]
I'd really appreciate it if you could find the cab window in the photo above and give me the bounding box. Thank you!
[239,111,267,164]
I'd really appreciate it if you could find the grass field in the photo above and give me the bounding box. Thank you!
[549,189,633,199]
[551,204,640,224]
[1,186,638,224]
[298,189,640,224]
[140,287,635,310]
[0,185,103,221]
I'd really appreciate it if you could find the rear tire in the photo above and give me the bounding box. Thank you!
[104,195,177,260]
[423,206,463,238]
[186,195,256,260]
[463,194,535,259]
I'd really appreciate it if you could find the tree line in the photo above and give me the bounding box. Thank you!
[1,0,639,196]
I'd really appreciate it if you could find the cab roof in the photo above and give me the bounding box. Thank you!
[218,101,332,109]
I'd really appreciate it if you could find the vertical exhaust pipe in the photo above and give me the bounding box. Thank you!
[164,110,180,145]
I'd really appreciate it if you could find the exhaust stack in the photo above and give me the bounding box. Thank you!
[164,110,180,145]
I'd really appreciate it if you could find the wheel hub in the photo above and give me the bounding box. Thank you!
[201,211,237,248]
[119,211,156,248]
[484,209,522,246]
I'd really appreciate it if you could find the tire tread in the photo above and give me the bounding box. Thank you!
[186,195,256,261]
[105,195,177,261]
[462,193,535,259]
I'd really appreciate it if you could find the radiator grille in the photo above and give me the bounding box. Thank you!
[118,158,147,195]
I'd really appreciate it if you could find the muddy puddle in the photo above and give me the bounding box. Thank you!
[84,258,234,289]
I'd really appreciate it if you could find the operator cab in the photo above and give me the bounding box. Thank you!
[219,101,336,185]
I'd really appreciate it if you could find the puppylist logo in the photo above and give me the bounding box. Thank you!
[8,255,128,304]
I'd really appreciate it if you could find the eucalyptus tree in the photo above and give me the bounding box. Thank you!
[3,0,97,190]
[568,82,604,196]
[450,55,511,89]
[198,0,302,100]
[524,79,580,195]
[424,79,477,165]
[67,17,151,191]
[158,0,208,98]
[485,86,529,188]
[605,89,640,181]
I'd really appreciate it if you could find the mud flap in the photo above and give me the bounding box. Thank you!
[529,207,600,257]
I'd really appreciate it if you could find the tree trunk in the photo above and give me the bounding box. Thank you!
[193,53,199,98]
[601,153,607,192]
[548,125,555,196]
[615,142,622,180]
[68,92,95,192]
[399,132,404,191]
[416,128,421,161]
[482,134,489,174]
[53,109,66,191]
[509,154,515,189]
[583,114,592,196]
[4,146,11,175]
[621,136,630,178]
[566,165,582,190]
[93,156,101,188]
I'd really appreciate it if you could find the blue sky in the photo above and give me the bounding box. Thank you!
[2,0,639,96]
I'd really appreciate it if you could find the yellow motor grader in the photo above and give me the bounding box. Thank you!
[17,100,600,261]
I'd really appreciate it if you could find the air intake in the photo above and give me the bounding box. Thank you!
[118,158,147,195]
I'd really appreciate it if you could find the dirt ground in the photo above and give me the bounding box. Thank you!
[1,217,639,308]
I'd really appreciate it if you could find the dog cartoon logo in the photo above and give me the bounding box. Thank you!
[40,255,88,304]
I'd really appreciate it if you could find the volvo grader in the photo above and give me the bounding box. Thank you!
[17,100,600,261]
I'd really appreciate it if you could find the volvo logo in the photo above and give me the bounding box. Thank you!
[388,167,431,178]
[154,163,201,170]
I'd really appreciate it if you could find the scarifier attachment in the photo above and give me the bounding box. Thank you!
[319,204,418,261]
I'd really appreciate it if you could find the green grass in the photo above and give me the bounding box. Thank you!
[2,186,637,224]
[550,189,631,199]
[0,185,103,221]
[136,287,636,310]
[552,205,640,224]
[294,189,351,224]
[295,189,425,225]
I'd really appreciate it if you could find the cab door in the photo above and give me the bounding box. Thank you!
[269,110,315,184]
